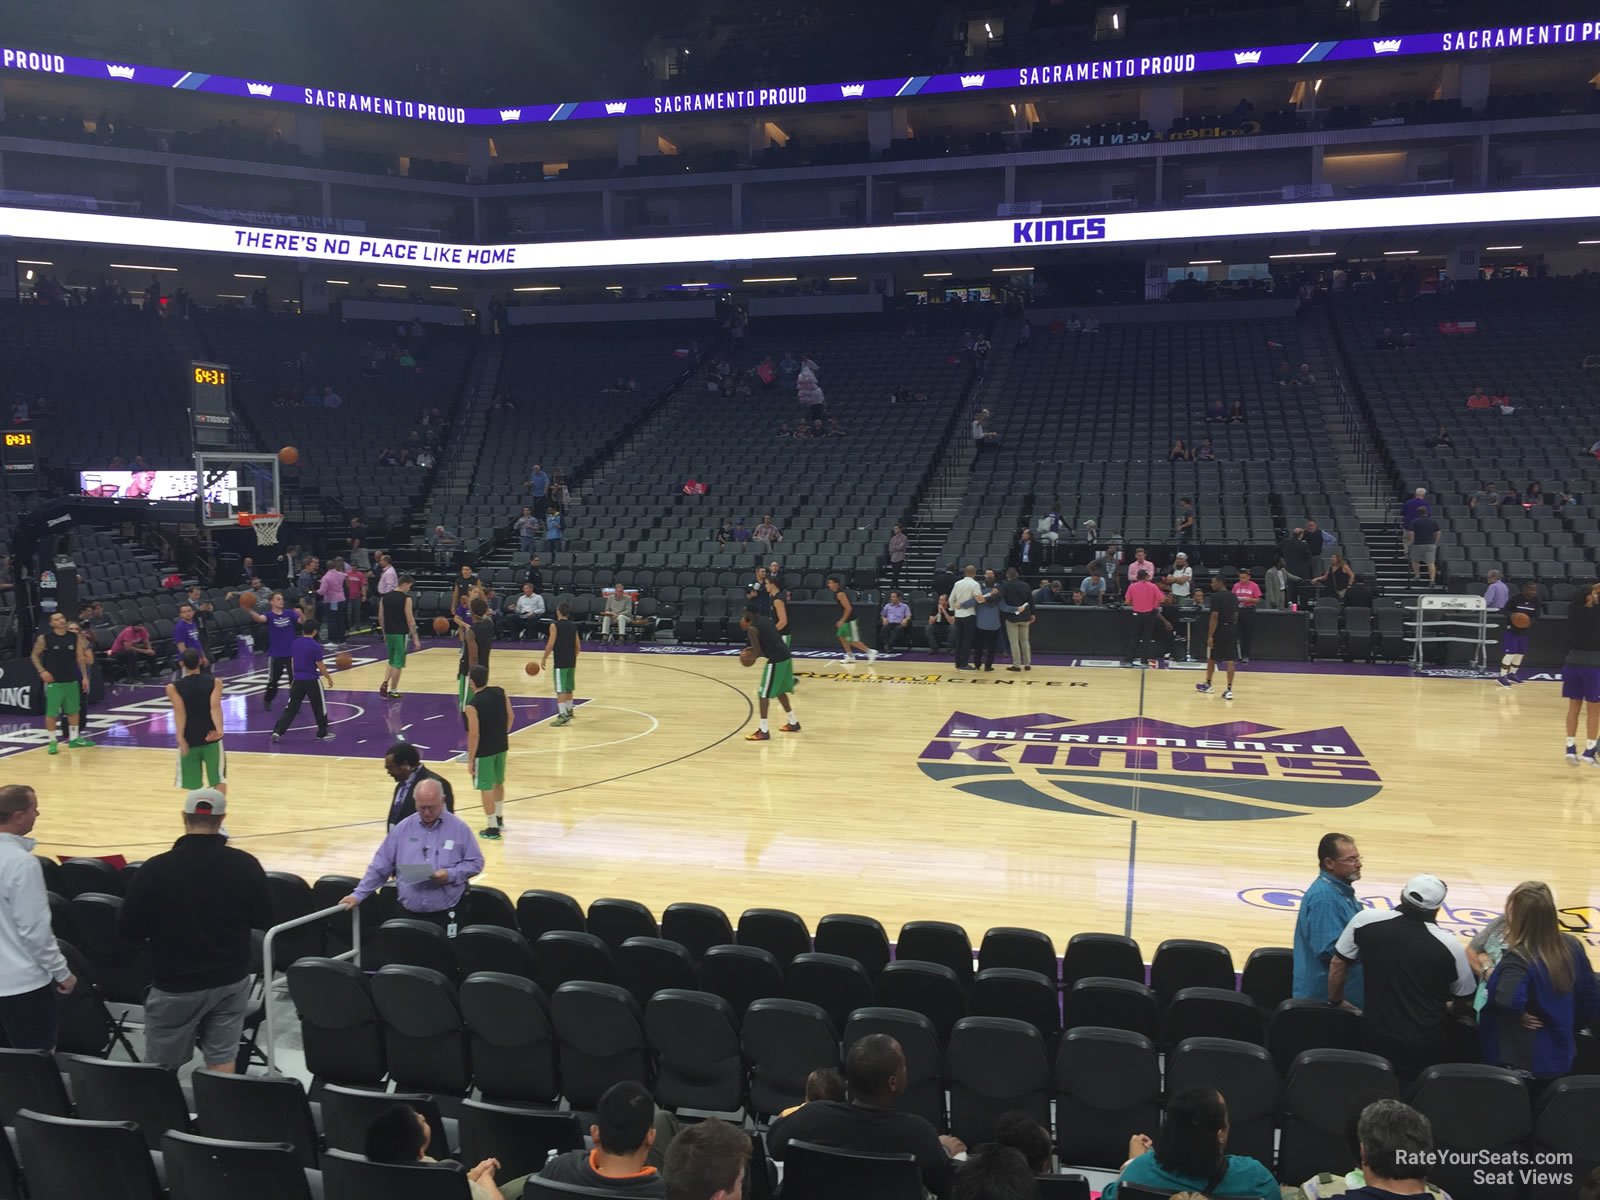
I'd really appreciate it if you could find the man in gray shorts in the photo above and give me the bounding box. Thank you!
[118,789,272,1071]
[1409,507,1440,587]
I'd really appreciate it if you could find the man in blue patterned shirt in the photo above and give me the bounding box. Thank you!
[1293,832,1366,1008]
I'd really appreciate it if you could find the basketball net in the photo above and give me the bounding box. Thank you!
[241,513,283,546]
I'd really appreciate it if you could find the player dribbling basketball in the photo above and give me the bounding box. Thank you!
[741,606,799,741]
[542,601,580,725]
[1497,580,1539,687]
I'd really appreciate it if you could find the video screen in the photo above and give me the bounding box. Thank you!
[78,469,238,503]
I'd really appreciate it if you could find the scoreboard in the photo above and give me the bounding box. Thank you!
[2,429,37,493]
[189,360,234,449]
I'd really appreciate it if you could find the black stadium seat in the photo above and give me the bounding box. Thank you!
[459,1102,584,1183]
[451,925,538,982]
[459,972,559,1105]
[371,965,472,1097]
[699,944,784,1021]
[192,1069,322,1170]
[63,1055,192,1150]
[1053,1027,1162,1170]
[874,960,968,1042]
[550,981,650,1109]
[660,903,734,961]
[285,958,387,1088]
[617,936,699,1008]
[1063,977,1160,1040]
[586,898,658,951]
[13,1110,164,1200]
[645,989,745,1115]
[895,921,975,990]
[1278,1049,1399,1184]
[161,1130,314,1200]
[1166,1037,1279,1168]
[516,890,586,941]
[1410,1065,1533,1200]
[947,1016,1051,1145]
[814,913,892,977]
[743,998,839,1118]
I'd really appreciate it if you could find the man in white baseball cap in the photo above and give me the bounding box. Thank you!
[1328,873,1475,1081]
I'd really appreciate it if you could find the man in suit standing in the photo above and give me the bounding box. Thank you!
[383,742,456,828]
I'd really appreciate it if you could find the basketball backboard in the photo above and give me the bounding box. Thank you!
[192,451,281,527]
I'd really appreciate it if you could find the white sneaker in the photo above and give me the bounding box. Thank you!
[842,654,854,664]
[1222,688,1234,700]
[866,648,879,663]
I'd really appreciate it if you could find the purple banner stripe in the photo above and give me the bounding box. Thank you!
[3,25,1599,128]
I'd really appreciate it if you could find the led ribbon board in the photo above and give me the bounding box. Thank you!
[3,187,1599,271]
[2,23,1598,126]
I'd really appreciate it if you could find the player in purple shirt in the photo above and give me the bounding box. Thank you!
[270,620,333,742]
[172,603,207,677]
[248,592,301,709]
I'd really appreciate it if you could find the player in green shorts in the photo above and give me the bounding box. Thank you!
[32,611,93,753]
[167,648,226,792]
[464,664,514,840]
[542,600,581,725]
[378,574,420,700]
[740,607,799,740]
[766,578,792,648]
[825,575,876,665]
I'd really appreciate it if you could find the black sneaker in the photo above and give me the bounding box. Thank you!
[315,730,334,741]
[480,825,502,841]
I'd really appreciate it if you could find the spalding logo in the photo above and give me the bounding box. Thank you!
[918,712,1382,821]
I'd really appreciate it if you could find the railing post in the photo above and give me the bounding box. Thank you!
[260,902,361,1076]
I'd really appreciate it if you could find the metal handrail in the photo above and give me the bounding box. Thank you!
[261,902,362,1075]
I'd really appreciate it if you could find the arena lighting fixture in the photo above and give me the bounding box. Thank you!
[375,283,407,289]
[742,276,798,283]
[1581,239,1600,245]
[923,271,953,277]
[992,265,1033,272]
[7,187,1600,271]
[429,285,459,291]
[605,285,624,290]
[1188,259,1222,265]
[1484,245,1522,251]
[1383,249,1419,255]
[215,293,246,299]
[513,285,561,292]
[16,259,53,265]
[233,272,266,279]
[325,279,349,284]
[679,282,709,287]
[1268,251,1338,259]
[108,262,177,270]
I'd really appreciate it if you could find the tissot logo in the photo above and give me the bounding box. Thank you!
[1372,38,1402,53]
[106,64,135,79]
[959,73,986,88]
[1013,217,1107,245]
[918,713,1382,821]
[1233,50,1263,64]
[604,101,628,115]
[246,82,273,97]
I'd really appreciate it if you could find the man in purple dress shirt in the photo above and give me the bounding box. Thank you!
[340,780,483,932]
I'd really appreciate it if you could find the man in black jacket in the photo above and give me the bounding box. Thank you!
[768,1034,964,1197]
[383,741,456,827]
[118,789,272,1072]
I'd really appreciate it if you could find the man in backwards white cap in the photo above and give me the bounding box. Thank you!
[1328,873,1476,1082]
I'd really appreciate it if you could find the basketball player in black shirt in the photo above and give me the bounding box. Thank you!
[465,665,514,840]
[542,601,580,726]
[378,574,420,700]
[456,595,494,715]
[167,648,226,794]
[1195,574,1240,700]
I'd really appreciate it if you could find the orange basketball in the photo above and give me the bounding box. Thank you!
[739,645,758,667]
[524,661,542,677]
[237,591,258,609]
[1511,611,1532,629]
[278,446,300,466]
[334,651,354,670]
[432,616,451,635]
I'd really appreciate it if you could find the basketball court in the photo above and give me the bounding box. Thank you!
[13,641,1600,965]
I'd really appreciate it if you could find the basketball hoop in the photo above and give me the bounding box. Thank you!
[239,512,283,546]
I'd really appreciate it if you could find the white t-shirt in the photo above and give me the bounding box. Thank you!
[1168,566,1193,597]
[949,576,983,619]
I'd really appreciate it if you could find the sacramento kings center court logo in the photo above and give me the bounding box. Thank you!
[918,713,1383,821]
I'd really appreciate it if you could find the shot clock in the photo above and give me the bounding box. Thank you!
[2,429,37,493]
[188,360,234,449]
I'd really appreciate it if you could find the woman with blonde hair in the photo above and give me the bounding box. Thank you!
[1481,880,1600,1089]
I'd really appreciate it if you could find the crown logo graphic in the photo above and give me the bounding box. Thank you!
[106,64,135,79]
[246,82,273,97]
[604,101,627,114]
[1233,50,1262,64]
[1372,38,1402,53]
[840,83,865,97]
[498,108,522,121]
[959,73,985,88]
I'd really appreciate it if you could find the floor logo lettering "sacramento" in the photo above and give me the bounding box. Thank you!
[918,712,1382,821]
